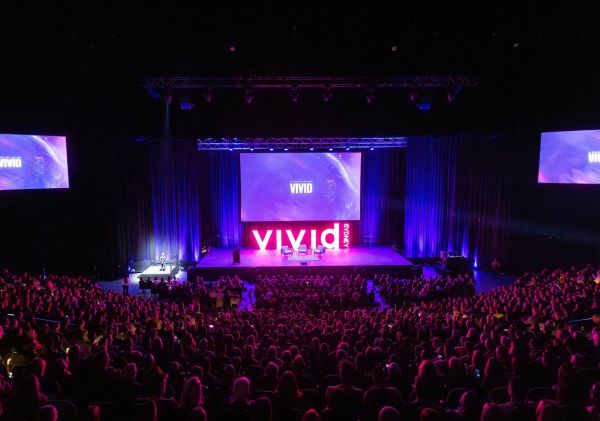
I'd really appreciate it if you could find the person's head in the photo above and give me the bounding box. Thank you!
[459,390,479,413]
[590,381,600,405]
[339,360,355,385]
[372,365,387,387]
[480,403,505,421]
[180,376,203,409]
[27,358,47,379]
[17,374,41,403]
[232,376,251,402]
[123,362,138,383]
[508,377,525,404]
[80,405,101,421]
[302,408,321,421]
[378,406,400,421]
[36,405,58,421]
[134,398,157,421]
[186,406,207,421]
[417,359,436,379]
[276,371,300,399]
[147,373,168,398]
[265,361,278,378]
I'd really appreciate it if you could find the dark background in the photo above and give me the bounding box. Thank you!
[0,2,598,274]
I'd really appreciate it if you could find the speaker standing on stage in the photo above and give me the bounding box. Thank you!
[122,275,129,295]
[160,252,166,271]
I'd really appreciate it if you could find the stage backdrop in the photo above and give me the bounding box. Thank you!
[116,132,506,269]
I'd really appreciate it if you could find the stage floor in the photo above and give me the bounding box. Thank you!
[197,246,413,269]
[138,264,178,279]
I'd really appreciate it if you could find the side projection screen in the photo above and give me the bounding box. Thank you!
[0,134,69,191]
[538,129,600,184]
[240,152,361,221]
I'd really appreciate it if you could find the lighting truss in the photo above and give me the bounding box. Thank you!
[197,137,407,151]
[145,75,479,91]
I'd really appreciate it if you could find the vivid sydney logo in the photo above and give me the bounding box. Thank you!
[252,222,350,250]
[290,180,313,194]
[589,151,600,163]
[0,156,22,168]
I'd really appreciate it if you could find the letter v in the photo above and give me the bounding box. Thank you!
[286,230,306,250]
[252,230,273,250]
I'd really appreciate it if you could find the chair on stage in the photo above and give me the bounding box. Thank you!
[314,245,326,257]
[281,246,293,256]
[298,244,308,255]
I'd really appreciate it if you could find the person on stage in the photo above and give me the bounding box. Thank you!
[492,258,500,278]
[122,275,129,296]
[160,252,166,271]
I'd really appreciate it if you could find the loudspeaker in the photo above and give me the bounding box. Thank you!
[233,248,240,263]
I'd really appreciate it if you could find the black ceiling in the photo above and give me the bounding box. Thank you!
[1,1,599,139]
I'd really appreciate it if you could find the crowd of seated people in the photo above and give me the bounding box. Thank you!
[0,263,598,420]
[137,275,242,310]
[377,273,476,304]
[253,274,374,311]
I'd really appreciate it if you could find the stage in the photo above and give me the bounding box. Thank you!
[191,246,415,279]
[137,264,179,280]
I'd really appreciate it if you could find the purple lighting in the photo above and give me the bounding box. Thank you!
[240,152,361,222]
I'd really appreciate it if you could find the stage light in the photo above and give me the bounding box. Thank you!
[365,88,375,103]
[179,101,194,110]
[322,87,332,102]
[229,148,233,151]
[228,44,236,53]
[391,45,398,52]
[345,147,350,151]
[309,147,314,151]
[250,148,254,151]
[284,148,288,151]
[370,147,374,151]
[203,89,213,103]
[269,148,274,151]
[329,148,333,151]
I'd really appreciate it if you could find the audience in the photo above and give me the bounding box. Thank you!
[0,263,597,420]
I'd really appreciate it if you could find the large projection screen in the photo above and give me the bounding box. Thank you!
[538,129,600,184]
[0,134,69,191]
[240,152,362,222]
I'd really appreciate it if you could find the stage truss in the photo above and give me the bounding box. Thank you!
[197,137,407,151]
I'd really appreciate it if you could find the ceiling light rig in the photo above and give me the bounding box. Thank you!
[145,75,478,108]
[197,137,408,151]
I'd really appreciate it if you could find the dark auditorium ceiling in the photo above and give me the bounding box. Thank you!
[0,1,599,140]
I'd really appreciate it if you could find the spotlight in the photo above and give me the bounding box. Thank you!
[228,44,236,53]
[179,101,194,110]
[229,148,233,151]
[345,147,350,151]
[284,148,288,151]
[250,148,254,151]
[203,89,213,103]
[322,86,332,102]
[370,147,374,151]
[391,45,398,52]
[290,86,300,103]
[365,87,375,103]
[269,148,274,151]
[329,148,333,151]
[244,87,253,104]
[309,147,314,151]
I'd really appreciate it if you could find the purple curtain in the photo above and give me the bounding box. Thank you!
[404,135,508,267]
